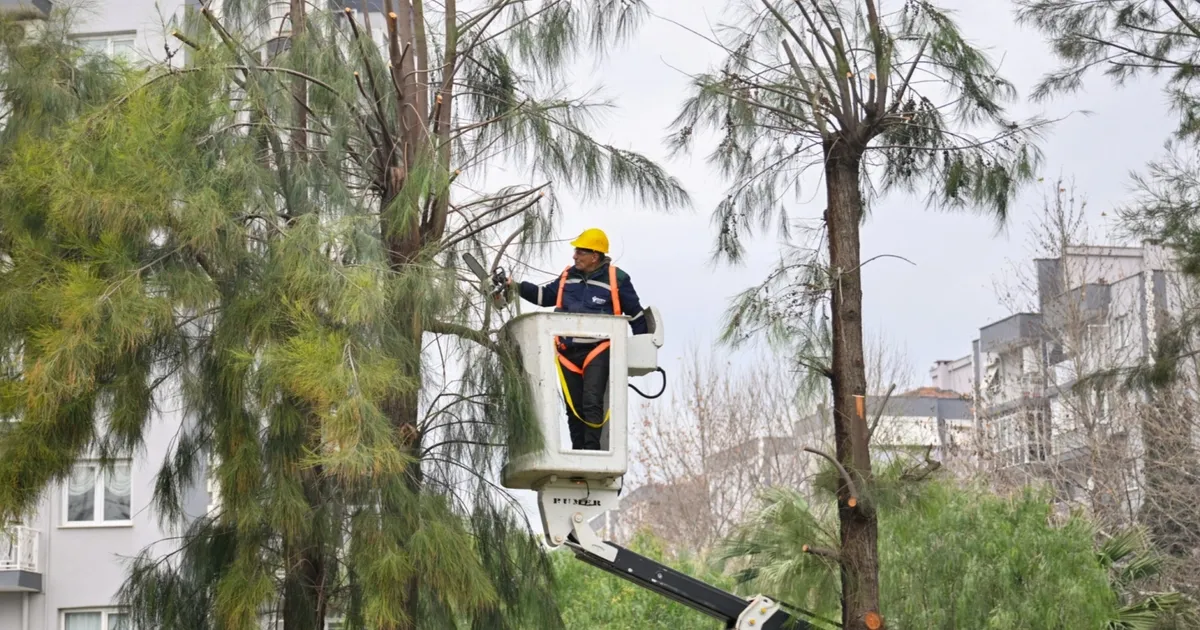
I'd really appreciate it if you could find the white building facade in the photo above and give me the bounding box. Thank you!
[932,242,1195,524]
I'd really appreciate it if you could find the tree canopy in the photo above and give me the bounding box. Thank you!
[0,2,687,628]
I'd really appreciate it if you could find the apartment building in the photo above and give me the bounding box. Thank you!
[927,241,1197,527]
[929,355,973,396]
[790,387,977,482]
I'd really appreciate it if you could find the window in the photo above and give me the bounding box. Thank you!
[74,33,136,60]
[64,461,131,526]
[1115,314,1131,349]
[63,610,128,630]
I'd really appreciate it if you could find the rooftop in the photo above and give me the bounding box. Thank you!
[900,386,969,399]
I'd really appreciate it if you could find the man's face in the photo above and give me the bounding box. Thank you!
[573,247,601,272]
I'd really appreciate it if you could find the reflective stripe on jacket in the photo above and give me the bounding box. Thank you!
[517,261,648,348]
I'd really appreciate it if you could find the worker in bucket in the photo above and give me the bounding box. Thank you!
[508,228,648,450]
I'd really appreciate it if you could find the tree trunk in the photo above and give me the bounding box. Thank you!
[282,401,330,630]
[283,470,329,630]
[399,369,424,630]
[824,140,882,630]
[379,266,425,630]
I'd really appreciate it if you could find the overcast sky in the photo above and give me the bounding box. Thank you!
[85,0,1183,532]
[497,0,1179,394]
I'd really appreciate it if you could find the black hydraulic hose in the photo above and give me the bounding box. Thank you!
[628,367,666,399]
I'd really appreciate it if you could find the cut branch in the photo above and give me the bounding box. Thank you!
[802,544,842,561]
[802,445,860,508]
[762,0,843,126]
[781,41,829,137]
[864,0,886,115]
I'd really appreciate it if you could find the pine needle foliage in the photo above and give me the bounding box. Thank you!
[0,2,687,629]
[718,464,1158,629]
[670,0,1048,262]
[1014,0,1200,140]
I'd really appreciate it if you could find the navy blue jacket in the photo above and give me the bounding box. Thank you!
[518,261,648,346]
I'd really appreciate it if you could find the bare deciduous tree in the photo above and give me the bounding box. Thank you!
[615,334,915,557]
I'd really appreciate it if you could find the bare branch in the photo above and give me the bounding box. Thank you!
[424,319,497,352]
[802,445,859,508]
[867,383,896,443]
[890,35,929,114]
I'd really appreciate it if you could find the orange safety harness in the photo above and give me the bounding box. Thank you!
[554,264,621,428]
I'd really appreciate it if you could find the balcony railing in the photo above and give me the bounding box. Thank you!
[0,526,38,572]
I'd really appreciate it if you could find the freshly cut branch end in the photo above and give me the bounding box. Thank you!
[172,31,199,50]
[801,544,841,561]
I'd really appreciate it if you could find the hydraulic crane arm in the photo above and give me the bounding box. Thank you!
[539,477,807,630]
[566,537,802,629]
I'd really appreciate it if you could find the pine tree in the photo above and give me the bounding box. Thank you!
[666,1,1047,627]
[0,2,687,629]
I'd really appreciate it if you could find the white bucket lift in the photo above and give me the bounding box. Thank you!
[493,306,801,629]
[499,306,663,555]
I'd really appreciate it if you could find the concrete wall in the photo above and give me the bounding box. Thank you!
[0,593,24,629]
[1061,246,1148,290]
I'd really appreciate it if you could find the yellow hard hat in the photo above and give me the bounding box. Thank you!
[570,228,609,254]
